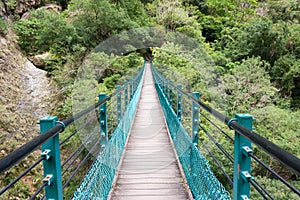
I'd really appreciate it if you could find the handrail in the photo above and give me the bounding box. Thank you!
[154,65,300,175]
[0,98,109,174]
[177,87,300,175]
[151,62,300,198]
[0,65,144,175]
[0,63,145,199]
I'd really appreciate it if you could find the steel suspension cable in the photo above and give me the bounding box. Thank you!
[60,117,97,146]
[0,157,44,195]
[62,137,101,189]
[199,125,234,163]
[0,97,110,174]
[61,127,99,169]
[251,178,274,200]
[200,140,233,186]
[200,112,234,142]
[250,153,300,196]
[173,85,300,175]
[62,145,85,173]
[29,181,47,200]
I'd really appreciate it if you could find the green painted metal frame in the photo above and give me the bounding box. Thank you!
[151,64,231,200]
[99,93,108,148]
[40,116,63,200]
[124,81,128,110]
[73,64,145,200]
[192,92,200,147]
[116,85,122,123]
[177,84,182,122]
[233,114,253,200]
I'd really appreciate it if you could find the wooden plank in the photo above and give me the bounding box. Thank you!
[118,173,182,179]
[115,183,185,190]
[109,63,192,200]
[114,189,187,196]
[116,178,184,184]
[112,195,189,200]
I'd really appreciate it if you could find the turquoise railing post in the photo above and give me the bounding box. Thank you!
[162,80,165,96]
[124,81,128,110]
[177,85,182,122]
[169,81,173,106]
[130,80,133,100]
[165,80,169,99]
[116,85,122,123]
[233,114,253,200]
[133,78,136,93]
[98,93,108,148]
[39,116,63,200]
[192,92,200,147]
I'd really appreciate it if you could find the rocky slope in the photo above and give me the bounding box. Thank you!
[0,29,55,157]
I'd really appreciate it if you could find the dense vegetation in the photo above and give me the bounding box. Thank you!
[1,0,300,198]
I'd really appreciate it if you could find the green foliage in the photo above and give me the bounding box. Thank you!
[70,0,138,47]
[112,0,150,26]
[220,18,287,64]
[7,0,300,198]
[206,0,257,19]
[286,24,300,56]
[263,0,300,23]
[272,54,300,96]
[198,15,223,42]
[14,9,79,54]
[1,0,17,15]
[251,105,300,158]
[0,18,8,35]
[221,57,276,114]
[152,45,203,91]
[251,176,300,199]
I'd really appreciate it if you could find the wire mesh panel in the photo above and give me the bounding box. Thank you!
[152,64,231,200]
[72,68,144,200]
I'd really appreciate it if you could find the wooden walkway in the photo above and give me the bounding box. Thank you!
[108,63,192,200]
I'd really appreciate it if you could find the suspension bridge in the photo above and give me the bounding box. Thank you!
[0,61,300,200]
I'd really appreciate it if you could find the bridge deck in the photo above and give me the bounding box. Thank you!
[108,63,191,200]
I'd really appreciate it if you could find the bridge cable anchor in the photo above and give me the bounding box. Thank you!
[55,121,66,132]
[42,174,53,186]
[227,118,237,130]
[41,149,52,160]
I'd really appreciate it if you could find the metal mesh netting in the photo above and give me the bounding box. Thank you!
[153,67,231,200]
[72,68,144,200]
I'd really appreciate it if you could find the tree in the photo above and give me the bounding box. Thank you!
[205,0,257,20]
[271,54,300,107]
[14,8,78,54]
[70,0,138,47]
[220,18,287,65]
[220,57,276,114]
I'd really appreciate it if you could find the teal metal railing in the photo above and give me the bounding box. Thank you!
[72,64,145,199]
[0,63,145,199]
[152,63,231,199]
[1,60,300,200]
[151,62,300,200]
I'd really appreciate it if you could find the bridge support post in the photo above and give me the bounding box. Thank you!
[192,92,200,147]
[162,80,165,97]
[99,93,108,148]
[165,80,169,98]
[233,114,253,200]
[39,116,63,200]
[124,81,128,110]
[130,80,133,100]
[169,81,173,106]
[177,85,182,122]
[165,80,168,99]
[116,85,122,123]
